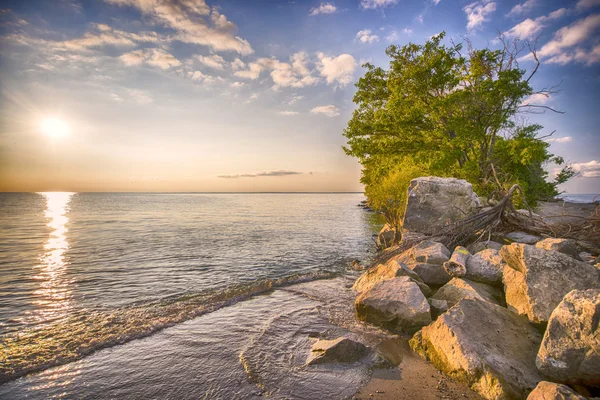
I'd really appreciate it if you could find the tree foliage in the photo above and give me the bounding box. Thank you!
[344,32,573,229]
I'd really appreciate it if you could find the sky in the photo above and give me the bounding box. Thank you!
[0,0,599,193]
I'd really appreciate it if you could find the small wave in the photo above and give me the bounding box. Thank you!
[0,270,339,385]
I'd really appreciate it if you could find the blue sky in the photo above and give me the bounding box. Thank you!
[0,0,599,193]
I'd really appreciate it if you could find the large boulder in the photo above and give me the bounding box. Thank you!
[527,381,586,400]
[402,177,481,234]
[535,238,581,260]
[409,263,452,286]
[430,277,503,308]
[412,240,451,264]
[387,240,452,286]
[352,260,431,296]
[306,337,368,365]
[464,249,505,287]
[377,223,398,249]
[355,276,432,333]
[467,240,503,254]
[536,289,600,387]
[506,231,542,245]
[501,244,600,324]
[410,297,543,400]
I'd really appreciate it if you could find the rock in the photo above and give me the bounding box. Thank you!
[535,238,581,260]
[306,337,368,365]
[413,240,451,265]
[464,249,505,286]
[577,240,600,256]
[410,297,543,400]
[402,177,481,234]
[527,381,586,400]
[377,224,398,249]
[579,252,596,265]
[536,289,600,387]
[409,262,452,286]
[430,278,502,308]
[467,240,503,254]
[355,276,432,333]
[352,260,431,296]
[501,244,600,324]
[428,298,449,318]
[506,231,542,245]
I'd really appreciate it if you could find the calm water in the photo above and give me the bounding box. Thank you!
[0,193,385,399]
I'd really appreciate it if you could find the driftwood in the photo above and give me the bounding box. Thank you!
[444,246,470,277]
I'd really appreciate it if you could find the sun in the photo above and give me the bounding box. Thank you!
[40,117,70,138]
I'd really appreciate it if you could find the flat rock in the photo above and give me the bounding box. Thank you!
[467,240,503,254]
[464,249,505,286]
[431,277,502,308]
[535,238,581,260]
[402,177,480,234]
[501,244,600,324]
[506,231,542,245]
[410,297,543,400]
[413,240,451,265]
[352,260,431,296]
[306,337,368,365]
[536,289,600,387]
[356,276,432,333]
[527,381,586,400]
[409,262,452,286]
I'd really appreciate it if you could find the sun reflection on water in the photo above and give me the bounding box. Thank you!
[33,192,75,325]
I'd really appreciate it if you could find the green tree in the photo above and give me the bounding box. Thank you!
[344,33,572,230]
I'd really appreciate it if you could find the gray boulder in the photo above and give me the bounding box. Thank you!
[409,262,452,285]
[355,276,432,333]
[464,249,505,286]
[387,240,452,286]
[506,231,542,245]
[352,260,431,296]
[430,277,503,308]
[467,240,503,254]
[402,177,480,234]
[535,238,581,260]
[412,240,451,265]
[377,223,398,249]
[306,337,368,365]
[527,381,586,400]
[501,244,600,324]
[536,289,600,387]
[428,298,449,317]
[410,297,543,400]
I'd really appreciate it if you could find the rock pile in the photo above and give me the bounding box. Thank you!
[352,176,600,399]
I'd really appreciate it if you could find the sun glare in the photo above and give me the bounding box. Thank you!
[40,117,70,138]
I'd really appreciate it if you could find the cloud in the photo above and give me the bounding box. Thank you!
[545,136,572,143]
[120,48,181,69]
[230,81,245,88]
[218,170,302,178]
[356,29,379,43]
[235,52,317,89]
[572,160,600,177]
[231,58,245,70]
[127,89,153,104]
[532,14,600,65]
[433,0,442,4]
[360,0,399,9]
[316,53,356,86]
[464,0,497,30]
[105,0,253,55]
[187,70,223,84]
[234,62,264,79]
[279,111,299,115]
[196,54,226,69]
[505,8,567,39]
[521,92,551,105]
[287,95,304,105]
[508,0,539,16]
[576,0,600,11]
[57,23,162,51]
[309,3,337,16]
[311,105,340,117]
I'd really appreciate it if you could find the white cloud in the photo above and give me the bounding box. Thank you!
[287,95,304,105]
[572,160,600,177]
[58,24,162,51]
[279,111,299,116]
[316,53,356,86]
[309,3,337,16]
[360,0,399,9]
[356,29,379,44]
[505,8,567,39]
[105,0,253,55]
[416,13,424,24]
[234,52,317,88]
[196,54,226,70]
[545,136,573,143]
[433,0,442,4]
[311,105,340,117]
[127,88,153,104]
[521,92,551,105]
[246,93,259,103]
[120,48,181,69]
[231,58,245,70]
[189,70,207,81]
[576,0,600,11]
[234,62,264,79]
[464,0,497,30]
[508,0,539,16]
[230,81,245,88]
[533,14,600,65]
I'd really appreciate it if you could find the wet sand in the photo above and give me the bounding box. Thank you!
[355,338,482,400]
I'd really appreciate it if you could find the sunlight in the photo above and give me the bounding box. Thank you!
[39,117,70,138]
